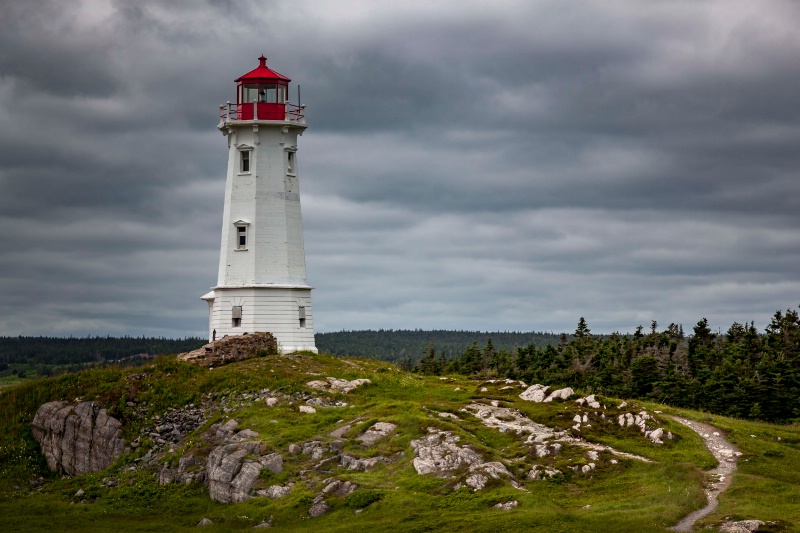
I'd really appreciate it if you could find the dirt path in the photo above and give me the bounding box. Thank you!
[668,416,741,532]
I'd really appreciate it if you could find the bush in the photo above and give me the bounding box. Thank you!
[345,489,384,509]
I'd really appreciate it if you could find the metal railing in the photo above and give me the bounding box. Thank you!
[218,102,306,125]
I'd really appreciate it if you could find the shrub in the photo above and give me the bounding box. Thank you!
[345,489,384,509]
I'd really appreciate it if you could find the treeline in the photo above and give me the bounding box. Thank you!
[314,329,564,364]
[414,310,800,423]
[0,336,207,365]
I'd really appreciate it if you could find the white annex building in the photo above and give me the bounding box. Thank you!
[201,55,317,353]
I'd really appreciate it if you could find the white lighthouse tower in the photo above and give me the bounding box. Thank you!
[201,55,317,353]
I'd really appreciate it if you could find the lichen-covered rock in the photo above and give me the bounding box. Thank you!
[543,387,574,402]
[340,453,384,471]
[261,484,293,499]
[205,442,262,503]
[356,422,397,446]
[466,461,512,490]
[31,401,125,476]
[519,384,550,402]
[576,394,601,409]
[305,377,371,394]
[718,519,766,533]
[177,332,278,367]
[410,428,483,475]
[260,453,283,474]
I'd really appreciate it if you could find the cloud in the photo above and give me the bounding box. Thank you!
[0,0,799,338]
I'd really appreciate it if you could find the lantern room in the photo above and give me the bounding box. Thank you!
[233,55,293,121]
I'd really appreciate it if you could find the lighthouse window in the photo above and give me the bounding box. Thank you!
[243,84,284,103]
[240,150,251,173]
[237,226,247,249]
[243,85,258,103]
[232,306,242,328]
[299,306,306,328]
[287,151,295,174]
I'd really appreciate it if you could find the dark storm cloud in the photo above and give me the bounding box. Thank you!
[1,0,799,337]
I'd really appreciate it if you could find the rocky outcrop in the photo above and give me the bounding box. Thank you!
[463,402,652,463]
[410,427,514,490]
[305,377,371,394]
[206,441,264,503]
[177,332,278,367]
[31,401,126,476]
[411,428,484,476]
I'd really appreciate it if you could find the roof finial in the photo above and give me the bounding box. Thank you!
[258,54,267,67]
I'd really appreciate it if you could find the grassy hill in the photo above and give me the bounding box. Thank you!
[0,352,798,532]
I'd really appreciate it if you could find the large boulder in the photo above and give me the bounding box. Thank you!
[206,441,263,503]
[177,332,278,367]
[31,401,125,476]
[519,384,550,402]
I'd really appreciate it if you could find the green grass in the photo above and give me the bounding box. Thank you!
[0,354,798,531]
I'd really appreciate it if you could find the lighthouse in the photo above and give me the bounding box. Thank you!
[201,55,317,353]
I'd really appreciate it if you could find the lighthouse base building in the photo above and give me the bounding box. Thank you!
[201,55,317,353]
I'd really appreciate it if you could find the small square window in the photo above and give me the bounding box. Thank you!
[241,150,251,173]
[232,306,242,327]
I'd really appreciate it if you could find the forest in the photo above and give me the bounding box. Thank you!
[412,310,800,423]
[0,336,206,366]
[314,329,563,364]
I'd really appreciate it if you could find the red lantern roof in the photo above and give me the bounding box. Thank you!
[235,55,291,83]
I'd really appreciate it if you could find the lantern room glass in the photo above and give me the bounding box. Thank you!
[242,84,286,104]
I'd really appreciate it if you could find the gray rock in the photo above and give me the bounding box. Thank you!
[321,479,358,497]
[543,387,574,402]
[31,401,125,476]
[328,424,352,439]
[308,501,331,518]
[493,500,518,510]
[468,461,511,489]
[253,516,273,528]
[410,428,483,475]
[340,453,384,471]
[305,377,371,394]
[519,384,550,402]
[197,518,213,526]
[236,429,259,441]
[356,422,397,446]
[265,484,293,499]
[287,443,301,455]
[260,453,283,474]
[719,520,765,533]
[206,442,263,503]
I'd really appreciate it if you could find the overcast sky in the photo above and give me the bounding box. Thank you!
[1,0,799,338]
